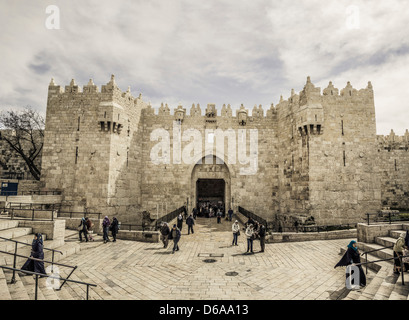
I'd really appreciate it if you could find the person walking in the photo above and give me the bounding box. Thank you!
[160,222,170,248]
[228,208,233,222]
[177,213,183,232]
[85,217,94,241]
[245,224,255,254]
[334,240,366,289]
[258,223,266,252]
[232,220,240,246]
[192,207,198,220]
[393,233,406,274]
[110,217,119,242]
[186,214,195,235]
[217,209,222,224]
[21,233,46,276]
[102,216,111,243]
[78,217,88,242]
[169,224,181,254]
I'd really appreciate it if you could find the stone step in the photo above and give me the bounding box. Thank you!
[372,268,400,300]
[375,236,398,249]
[359,242,394,261]
[0,227,33,241]
[0,268,11,300]
[0,220,19,232]
[356,263,392,300]
[389,230,407,239]
[19,273,47,300]
[4,270,31,300]
[0,234,48,253]
[388,277,409,300]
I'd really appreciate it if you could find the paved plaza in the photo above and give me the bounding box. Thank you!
[56,216,369,300]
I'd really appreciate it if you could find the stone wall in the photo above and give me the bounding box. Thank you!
[37,75,408,228]
[377,131,409,210]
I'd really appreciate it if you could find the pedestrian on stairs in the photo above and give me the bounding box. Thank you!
[334,240,366,289]
[78,217,89,242]
[21,233,46,277]
[102,216,111,243]
[393,233,406,274]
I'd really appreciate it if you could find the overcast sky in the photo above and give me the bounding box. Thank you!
[0,0,408,135]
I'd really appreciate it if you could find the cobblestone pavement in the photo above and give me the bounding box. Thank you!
[61,216,362,300]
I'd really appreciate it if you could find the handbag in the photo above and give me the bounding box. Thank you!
[237,230,240,236]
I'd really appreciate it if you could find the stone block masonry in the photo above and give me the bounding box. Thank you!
[37,75,407,229]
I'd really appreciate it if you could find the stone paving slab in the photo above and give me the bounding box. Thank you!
[49,216,359,300]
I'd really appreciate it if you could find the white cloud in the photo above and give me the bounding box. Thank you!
[0,0,408,134]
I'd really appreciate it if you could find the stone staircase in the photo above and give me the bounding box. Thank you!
[0,219,102,300]
[341,224,409,300]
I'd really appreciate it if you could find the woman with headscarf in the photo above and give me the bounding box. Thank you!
[334,240,366,288]
[102,216,111,243]
[393,233,406,274]
[21,233,46,276]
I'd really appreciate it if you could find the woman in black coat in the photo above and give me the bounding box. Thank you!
[110,217,119,242]
[21,233,46,276]
[334,240,366,289]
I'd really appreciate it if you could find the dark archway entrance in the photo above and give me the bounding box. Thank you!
[191,155,231,216]
[196,179,225,209]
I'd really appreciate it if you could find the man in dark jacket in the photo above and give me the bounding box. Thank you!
[186,214,195,235]
[110,217,119,242]
[258,224,266,252]
[160,222,170,248]
[170,224,181,254]
[78,217,88,242]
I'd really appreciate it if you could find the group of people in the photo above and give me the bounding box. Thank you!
[197,202,225,218]
[232,217,266,253]
[159,209,268,255]
[78,215,120,244]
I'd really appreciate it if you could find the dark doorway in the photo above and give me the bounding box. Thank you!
[196,179,225,213]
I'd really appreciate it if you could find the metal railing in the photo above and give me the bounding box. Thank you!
[155,206,185,230]
[0,207,57,221]
[360,245,394,275]
[238,206,268,228]
[355,253,409,286]
[365,212,409,225]
[4,203,61,210]
[276,223,357,233]
[0,190,62,196]
[57,211,102,220]
[0,236,77,289]
[0,265,97,300]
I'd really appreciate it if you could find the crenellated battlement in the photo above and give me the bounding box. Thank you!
[377,129,409,149]
[48,76,374,125]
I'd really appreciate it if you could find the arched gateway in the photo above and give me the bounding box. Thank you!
[191,155,231,213]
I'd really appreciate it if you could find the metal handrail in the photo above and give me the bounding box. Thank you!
[0,236,63,254]
[353,254,409,286]
[57,211,102,220]
[0,236,77,289]
[365,212,409,225]
[155,206,185,230]
[0,265,96,300]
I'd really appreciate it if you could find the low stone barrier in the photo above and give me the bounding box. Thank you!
[17,219,66,241]
[115,230,160,243]
[234,210,357,243]
[357,222,409,243]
